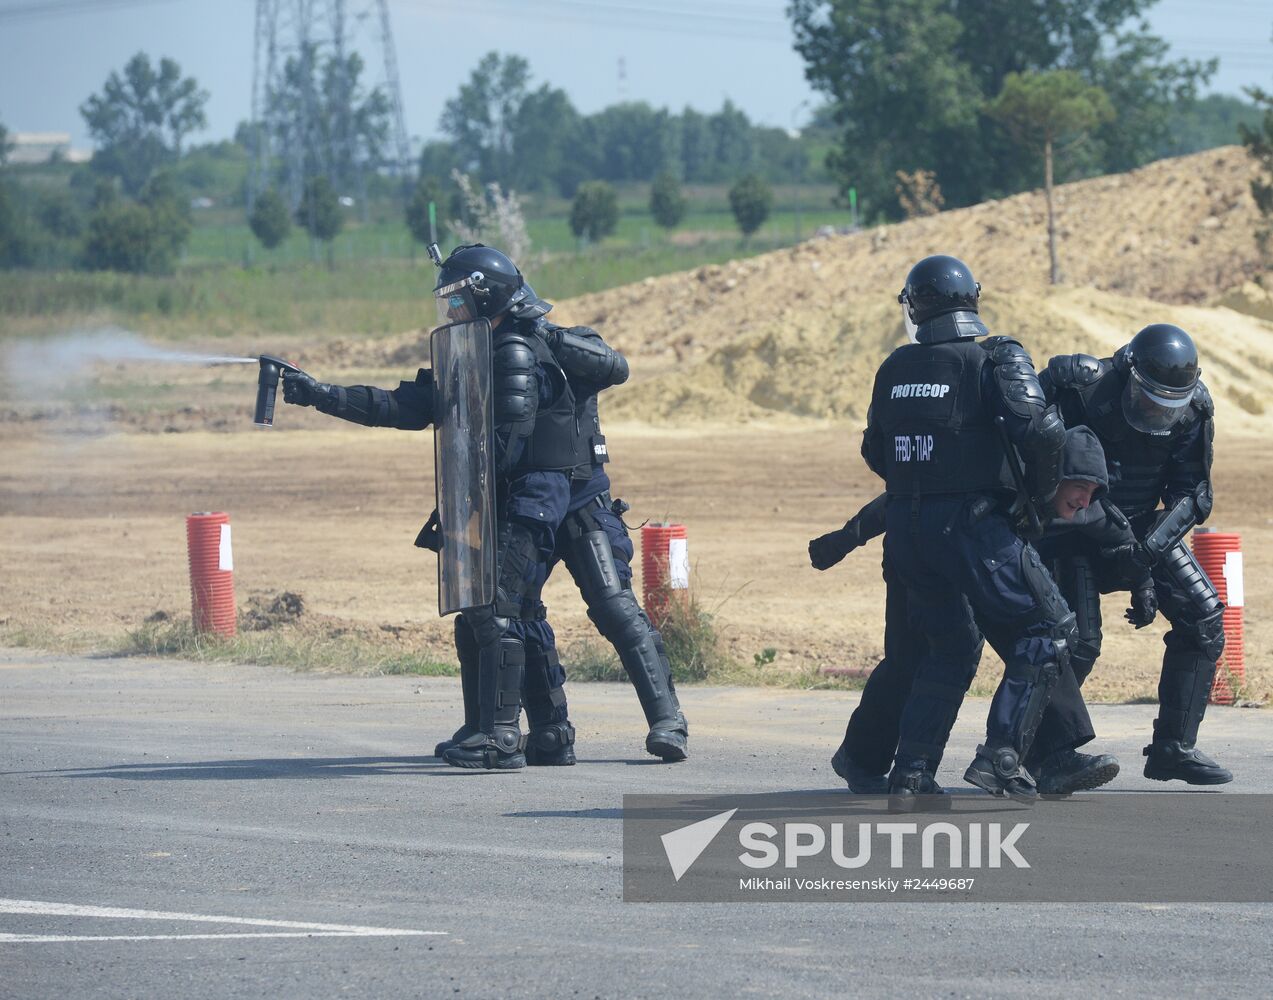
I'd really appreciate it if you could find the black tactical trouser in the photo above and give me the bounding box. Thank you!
[842,555,1093,775]
[882,496,1075,770]
[1031,529,1224,752]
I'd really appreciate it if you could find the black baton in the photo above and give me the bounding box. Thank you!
[995,416,1043,537]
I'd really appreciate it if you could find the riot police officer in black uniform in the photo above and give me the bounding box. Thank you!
[530,324,689,763]
[814,426,1138,797]
[1038,324,1231,783]
[432,317,690,765]
[281,244,587,772]
[863,254,1069,806]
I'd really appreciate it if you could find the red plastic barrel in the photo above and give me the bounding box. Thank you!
[187,512,236,637]
[641,522,689,630]
[1191,529,1243,705]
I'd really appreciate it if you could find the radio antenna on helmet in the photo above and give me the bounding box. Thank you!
[426,201,443,267]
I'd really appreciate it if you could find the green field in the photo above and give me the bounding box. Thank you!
[2,182,855,340]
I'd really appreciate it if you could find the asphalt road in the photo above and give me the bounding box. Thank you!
[2,648,1271,999]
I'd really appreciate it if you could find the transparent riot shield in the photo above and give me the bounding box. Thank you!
[430,318,497,615]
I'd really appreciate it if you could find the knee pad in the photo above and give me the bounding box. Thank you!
[588,588,647,646]
[465,604,512,648]
[1196,609,1226,662]
[1165,605,1226,663]
[566,525,624,604]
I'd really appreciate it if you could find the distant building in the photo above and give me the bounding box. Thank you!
[9,132,92,165]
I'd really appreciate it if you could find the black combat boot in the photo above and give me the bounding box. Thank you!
[887,759,952,813]
[1034,748,1120,797]
[831,744,888,794]
[435,617,482,757]
[646,713,689,762]
[1143,740,1232,784]
[433,724,479,759]
[525,722,577,766]
[443,730,526,770]
[443,634,527,771]
[964,744,1037,803]
[640,641,689,762]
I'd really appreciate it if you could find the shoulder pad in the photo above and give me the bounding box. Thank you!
[1191,379,1214,418]
[568,324,602,341]
[493,333,538,373]
[986,337,1033,367]
[1045,353,1106,389]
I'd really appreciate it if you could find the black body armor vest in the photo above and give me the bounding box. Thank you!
[1048,356,1207,519]
[506,331,589,474]
[870,339,1014,497]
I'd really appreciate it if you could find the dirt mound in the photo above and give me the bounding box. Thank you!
[240,591,306,631]
[286,147,1263,395]
[550,146,1261,366]
[605,285,1273,436]
[1217,276,1273,323]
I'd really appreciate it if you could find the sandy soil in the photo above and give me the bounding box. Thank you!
[2,144,1269,701]
[1,420,1267,702]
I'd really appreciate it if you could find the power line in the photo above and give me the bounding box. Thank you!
[0,0,187,24]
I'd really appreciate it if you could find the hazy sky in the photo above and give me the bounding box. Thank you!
[0,0,1269,151]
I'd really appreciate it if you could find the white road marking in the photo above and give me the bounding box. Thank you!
[0,899,444,942]
[1,932,422,943]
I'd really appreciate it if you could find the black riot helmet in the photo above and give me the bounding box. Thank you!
[1120,323,1200,436]
[898,255,988,344]
[433,243,549,326]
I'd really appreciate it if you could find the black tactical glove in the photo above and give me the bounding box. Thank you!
[1101,541,1156,581]
[1011,496,1047,541]
[809,525,860,571]
[282,369,338,410]
[1125,585,1158,629]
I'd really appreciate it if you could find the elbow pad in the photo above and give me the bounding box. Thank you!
[554,328,629,387]
[990,339,1049,420]
[1023,406,1066,501]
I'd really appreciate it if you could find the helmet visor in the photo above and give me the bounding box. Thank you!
[1121,368,1194,435]
[901,301,919,344]
[435,275,480,326]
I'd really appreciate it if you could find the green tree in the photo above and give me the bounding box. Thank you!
[81,200,158,273]
[649,171,687,230]
[728,174,772,240]
[268,46,390,197]
[0,119,12,167]
[789,0,1211,216]
[569,181,619,243]
[440,52,532,184]
[586,102,679,183]
[0,182,34,268]
[1239,85,1273,260]
[36,189,84,239]
[139,170,192,267]
[80,52,208,195]
[988,70,1114,284]
[678,108,713,182]
[249,188,292,250]
[707,101,756,181]
[1158,94,1264,160]
[295,175,342,266]
[512,84,589,194]
[78,170,191,274]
